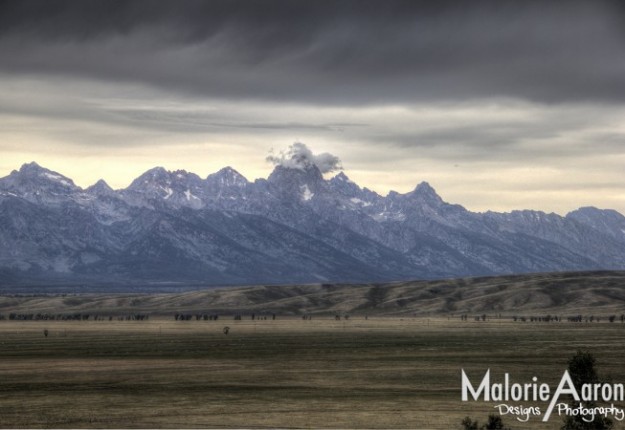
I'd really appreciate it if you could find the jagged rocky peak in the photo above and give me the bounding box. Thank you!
[267,164,326,203]
[402,181,443,206]
[265,142,341,200]
[332,171,351,182]
[268,163,324,186]
[566,206,625,238]
[412,181,441,198]
[169,169,203,188]
[22,162,75,185]
[129,166,168,186]
[508,209,551,220]
[567,206,625,220]
[206,166,249,187]
[329,171,356,190]
[18,161,44,174]
[122,167,206,207]
[86,179,114,195]
[328,171,381,205]
[144,166,168,176]
[128,167,202,191]
[386,181,443,206]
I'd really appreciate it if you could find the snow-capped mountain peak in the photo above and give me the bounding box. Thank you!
[0,162,79,204]
[17,162,77,189]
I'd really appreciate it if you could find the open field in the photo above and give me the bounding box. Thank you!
[1,317,625,429]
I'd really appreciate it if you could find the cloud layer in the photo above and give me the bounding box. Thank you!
[0,1,624,214]
[0,0,624,105]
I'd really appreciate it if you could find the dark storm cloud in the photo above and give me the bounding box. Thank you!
[1,0,624,105]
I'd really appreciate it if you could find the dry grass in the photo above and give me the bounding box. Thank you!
[0,318,625,429]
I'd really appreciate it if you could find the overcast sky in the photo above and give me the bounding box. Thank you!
[1,0,625,214]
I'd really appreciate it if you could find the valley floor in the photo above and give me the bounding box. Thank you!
[0,317,624,429]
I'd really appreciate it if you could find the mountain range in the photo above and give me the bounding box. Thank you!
[1,159,625,289]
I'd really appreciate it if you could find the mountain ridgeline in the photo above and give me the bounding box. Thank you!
[1,161,625,288]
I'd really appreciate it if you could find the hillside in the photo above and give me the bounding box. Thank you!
[2,271,625,317]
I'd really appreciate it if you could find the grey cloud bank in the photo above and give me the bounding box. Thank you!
[1,0,624,105]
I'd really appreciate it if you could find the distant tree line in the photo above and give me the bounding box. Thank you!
[174,313,220,321]
[511,314,624,323]
[174,313,282,321]
[1,313,149,321]
[459,314,625,323]
[460,314,488,321]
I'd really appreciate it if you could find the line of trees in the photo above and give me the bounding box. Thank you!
[512,314,624,323]
[174,313,279,321]
[174,313,220,321]
[459,314,625,323]
[1,313,149,321]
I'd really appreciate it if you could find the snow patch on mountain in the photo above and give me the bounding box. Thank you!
[301,184,314,201]
[184,189,200,201]
[162,187,173,199]
[42,172,72,187]
[350,197,371,207]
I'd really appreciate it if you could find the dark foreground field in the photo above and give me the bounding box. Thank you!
[1,318,625,429]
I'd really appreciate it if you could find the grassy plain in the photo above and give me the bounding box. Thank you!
[0,317,625,429]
